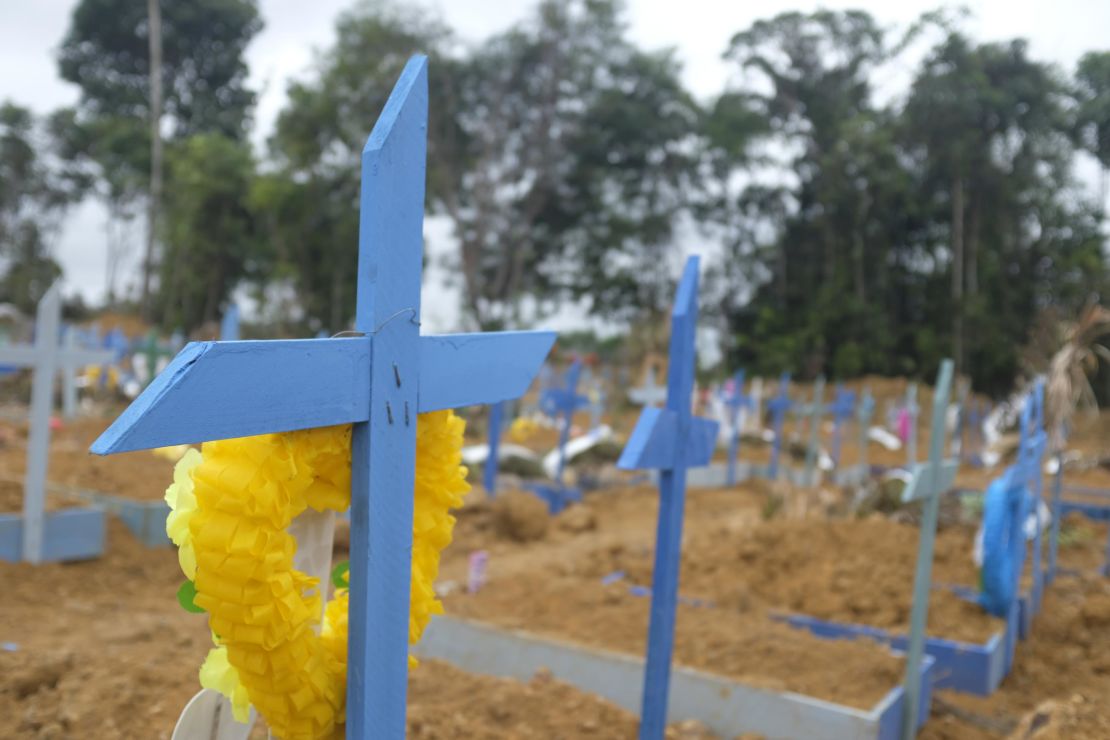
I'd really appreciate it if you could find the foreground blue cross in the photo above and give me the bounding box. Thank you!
[900,359,957,740]
[766,373,792,480]
[720,370,751,487]
[616,256,718,740]
[89,57,554,737]
[528,359,589,513]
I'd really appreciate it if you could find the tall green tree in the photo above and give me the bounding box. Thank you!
[1075,51,1110,205]
[267,0,701,331]
[0,103,81,313]
[55,0,262,313]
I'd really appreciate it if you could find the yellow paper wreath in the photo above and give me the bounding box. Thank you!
[164,410,469,740]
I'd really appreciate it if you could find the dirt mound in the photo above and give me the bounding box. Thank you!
[493,490,550,542]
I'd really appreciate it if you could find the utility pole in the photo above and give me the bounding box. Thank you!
[142,0,163,320]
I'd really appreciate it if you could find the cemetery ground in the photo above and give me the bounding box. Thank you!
[1,388,1109,738]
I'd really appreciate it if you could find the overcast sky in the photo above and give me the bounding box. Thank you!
[1,0,1108,331]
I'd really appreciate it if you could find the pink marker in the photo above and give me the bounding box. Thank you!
[467,550,488,594]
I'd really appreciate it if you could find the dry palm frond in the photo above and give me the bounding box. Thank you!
[1044,300,1110,448]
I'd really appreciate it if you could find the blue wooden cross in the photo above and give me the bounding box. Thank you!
[1025,379,1048,611]
[827,384,856,471]
[587,376,606,432]
[616,256,718,740]
[802,376,826,487]
[528,359,589,513]
[900,360,958,740]
[905,382,919,467]
[482,400,507,496]
[766,373,792,480]
[220,303,240,341]
[720,370,751,487]
[629,364,668,407]
[0,283,114,562]
[856,387,875,485]
[89,56,555,737]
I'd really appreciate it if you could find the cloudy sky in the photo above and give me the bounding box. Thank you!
[1,0,1108,330]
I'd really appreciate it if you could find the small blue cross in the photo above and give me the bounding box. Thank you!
[766,373,792,480]
[855,388,875,483]
[827,385,856,471]
[719,370,752,486]
[616,256,718,740]
[528,359,589,513]
[89,57,555,737]
[482,399,508,496]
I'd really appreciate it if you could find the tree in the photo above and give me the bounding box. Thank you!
[156,134,257,331]
[1075,51,1110,206]
[55,0,262,311]
[267,0,701,331]
[0,103,78,313]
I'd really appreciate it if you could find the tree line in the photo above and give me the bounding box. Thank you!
[1,0,1109,395]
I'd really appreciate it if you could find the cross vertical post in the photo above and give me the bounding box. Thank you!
[527,360,588,512]
[828,385,856,471]
[766,373,791,480]
[22,286,61,563]
[901,360,957,740]
[220,303,240,341]
[856,388,875,486]
[61,327,80,418]
[906,383,919,467]
[721,369,751,487]
[483,400,506,496]
[803,376,825,487]
[1048,446,1063,582]
[1027,379,1047,611]
[616,256,718,740]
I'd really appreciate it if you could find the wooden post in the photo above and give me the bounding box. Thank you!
[617,257,719,740]
[483,400,505,496]
[803,376,825,487]
[901,360,957,740]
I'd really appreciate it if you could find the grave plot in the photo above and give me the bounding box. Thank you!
[0,520,716,739]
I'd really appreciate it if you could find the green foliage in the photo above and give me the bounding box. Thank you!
[158,134,257,329]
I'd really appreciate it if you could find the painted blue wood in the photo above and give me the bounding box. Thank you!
[220,303,240,341]
[483,400,505,495]
[781,611,1010,696]
[720,370,751,487]
[766,373,792,480]
[901,359,955,740]
[89,55,554,738]
[828,385,856,470]
[91,333,554,454]
[857,388,875,483]
[905,383,919,468]
[525,360,588,513]
[1047,450,1064,582]
[616,256,719,740]
[1026,379,1048,621]
[803,377,825,487]
[0,508,106,563]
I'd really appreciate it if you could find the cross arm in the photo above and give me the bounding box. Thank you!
[0,345,116,368]
[91,331,555,454]
[616,407,718,470]
[901,459,959,502]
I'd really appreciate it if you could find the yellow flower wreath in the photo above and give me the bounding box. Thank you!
[164,410,469,740]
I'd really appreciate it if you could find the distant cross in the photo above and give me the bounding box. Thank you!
[1025,379,1048,611]
[802,376,826,486]
[905,382,919,467]
[0,284,114,562]
[220,303,240,341]
[587,378,606,431]
[482,400,507,496]
[827,385,856,470]
[720,370,752,487]
[529,360,590,513]
[900,360,958,740]
[101,328,129,389]
[136,330,174,386]
[629,364,668,407]
[616,256,719,740]
[766,373,792,480]
[856,388,875,485]
[1047,415,1067,582]
[89,57,555,737]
